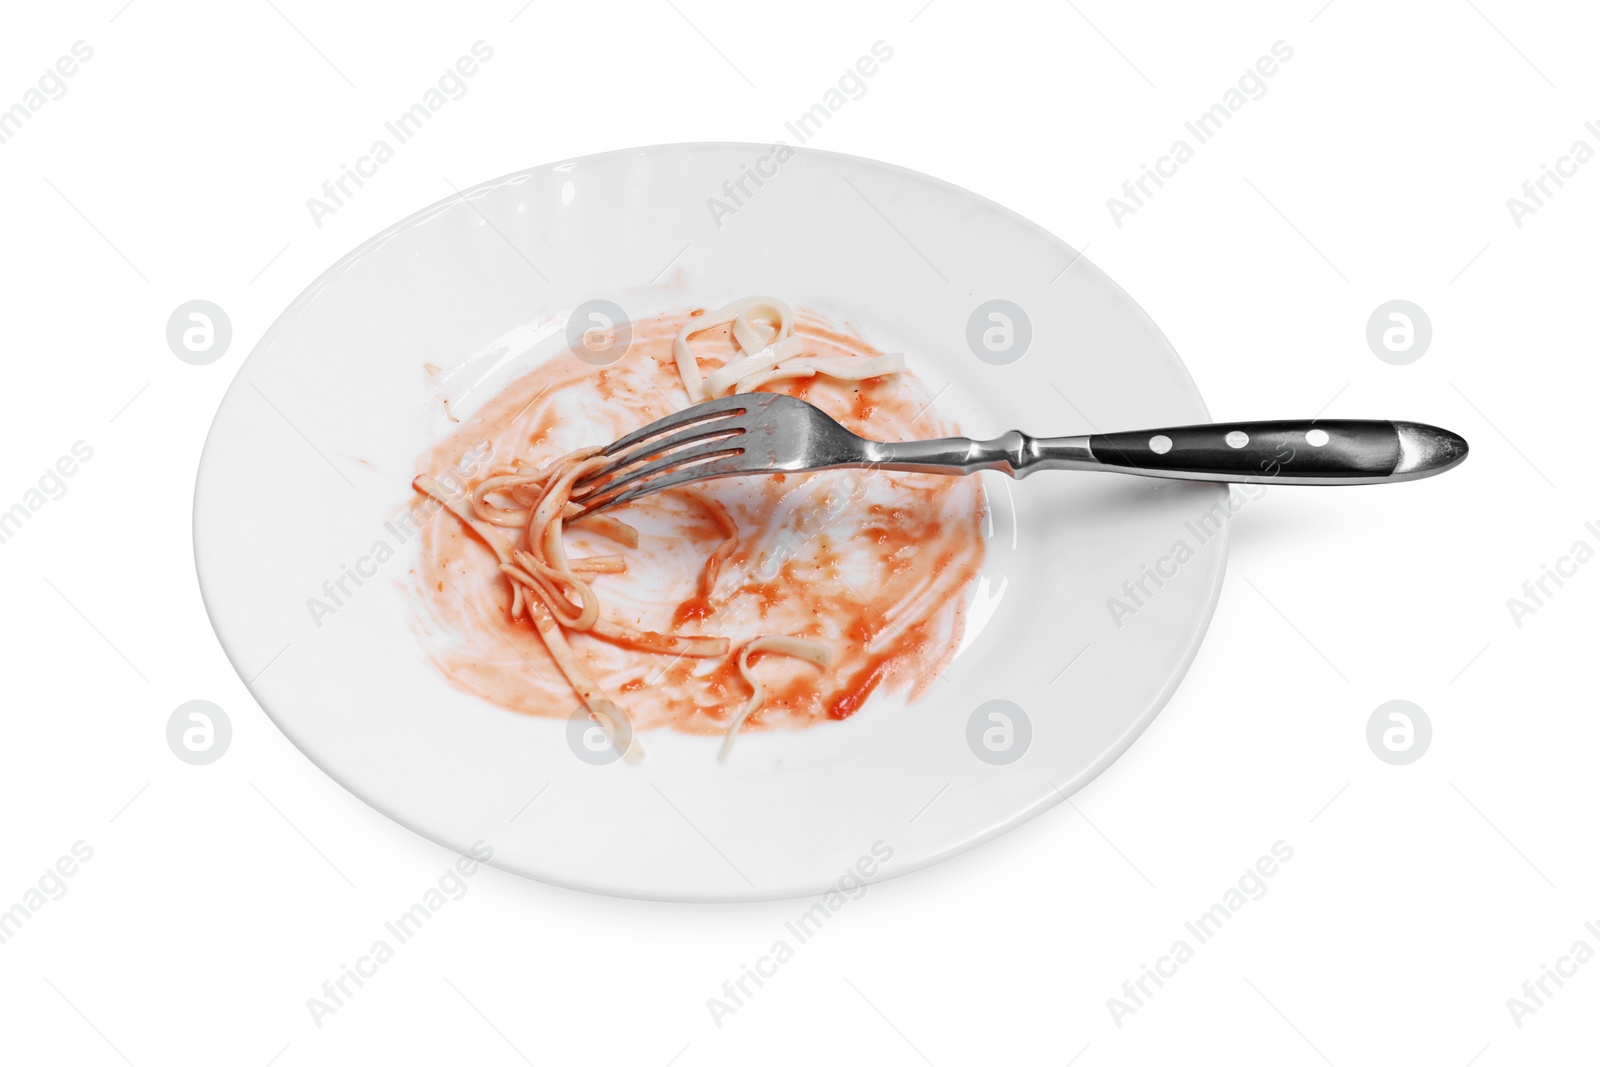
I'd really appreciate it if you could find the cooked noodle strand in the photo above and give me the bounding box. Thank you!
[719,637,833,760]
[417,295,919,762]
[672,296,903,403]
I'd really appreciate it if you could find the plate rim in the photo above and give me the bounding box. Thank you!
[192,141,1229,901]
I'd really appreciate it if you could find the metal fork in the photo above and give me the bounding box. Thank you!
[569,392,1469,514]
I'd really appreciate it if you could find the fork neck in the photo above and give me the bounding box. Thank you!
[864,433,1096,477]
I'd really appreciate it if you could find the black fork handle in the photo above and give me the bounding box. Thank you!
[1084,420,1467,484]
[868,420,1468,485]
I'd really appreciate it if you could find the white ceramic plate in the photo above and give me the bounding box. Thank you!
[194,144,1226,901]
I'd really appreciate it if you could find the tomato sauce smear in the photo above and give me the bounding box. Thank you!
[407,306,987,740]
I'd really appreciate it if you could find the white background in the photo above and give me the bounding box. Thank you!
[2,1,1596,1063]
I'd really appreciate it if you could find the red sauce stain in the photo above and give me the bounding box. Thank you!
[672,594,713,628]
[406,305,986,739]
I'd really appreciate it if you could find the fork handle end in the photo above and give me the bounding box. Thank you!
[1079,420,1467,485]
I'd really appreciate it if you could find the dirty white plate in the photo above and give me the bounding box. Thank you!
[194,144,1226,901]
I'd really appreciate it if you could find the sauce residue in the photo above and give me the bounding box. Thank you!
[407,307,986,738]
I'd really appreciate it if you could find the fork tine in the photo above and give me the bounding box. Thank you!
[599,393,753,458]
[571,453,754,516]
[573,418,747,492]
[574,439,747,507]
